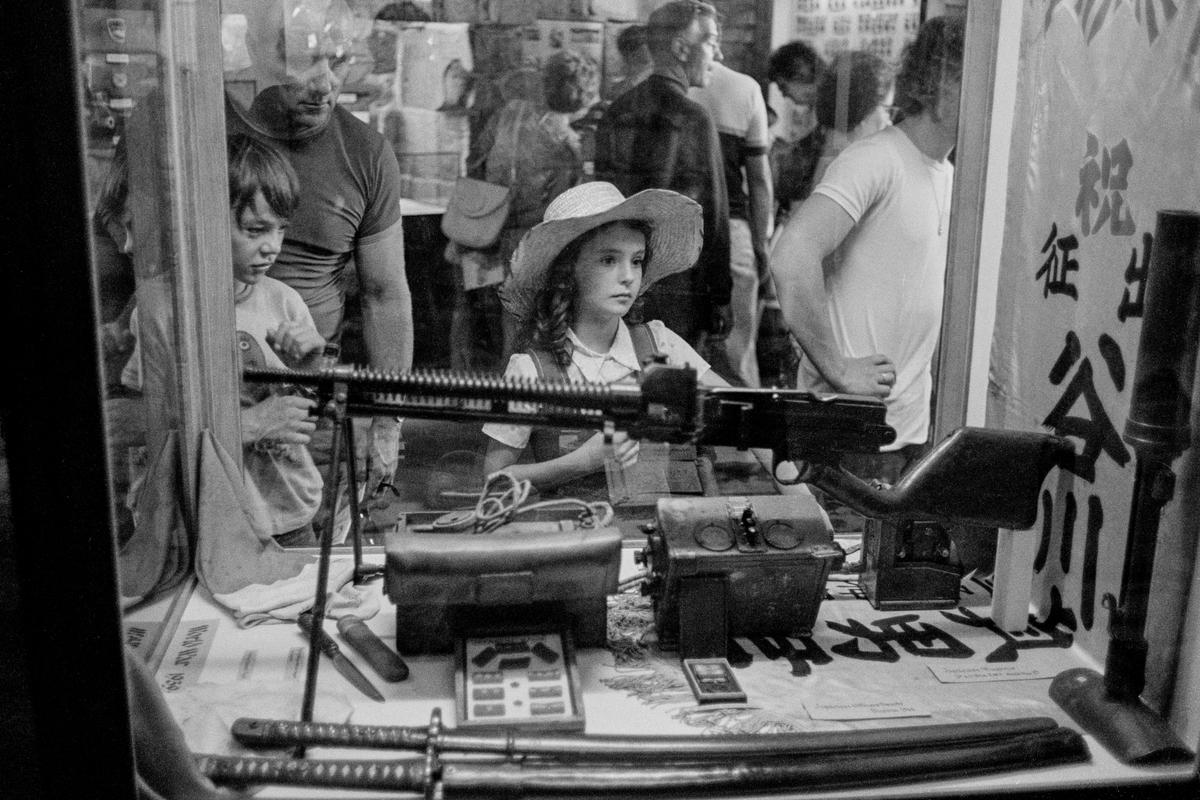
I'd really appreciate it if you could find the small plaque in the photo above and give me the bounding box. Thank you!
[456,628,584,731]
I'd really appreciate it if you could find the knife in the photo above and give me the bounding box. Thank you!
[336,615,409,682]
[297,612,385,702]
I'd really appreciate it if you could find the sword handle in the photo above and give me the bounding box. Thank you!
[195,753,429,792]
[232,717,426,750]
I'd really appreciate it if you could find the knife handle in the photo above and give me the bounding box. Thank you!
[297,611,339,659]
[337,616,409,682]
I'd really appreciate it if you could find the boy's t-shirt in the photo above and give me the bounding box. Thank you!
[121,276,323,536]
[232,277,324,536]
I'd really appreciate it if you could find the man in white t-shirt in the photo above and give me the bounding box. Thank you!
[770,16,965,483]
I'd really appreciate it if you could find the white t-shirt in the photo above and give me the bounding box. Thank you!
[483,319,711,450]
[798,125,953,449]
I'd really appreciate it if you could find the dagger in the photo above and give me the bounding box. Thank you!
[297,612,384,703]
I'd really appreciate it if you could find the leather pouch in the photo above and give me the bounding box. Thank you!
[385,523,622,653]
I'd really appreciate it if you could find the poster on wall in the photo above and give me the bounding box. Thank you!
[988,0,1200,719]
[791,0,922,63]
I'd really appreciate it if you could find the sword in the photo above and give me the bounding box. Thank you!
[297,612,384,703]
[198,725,1089,797]
[232,710,1062,761]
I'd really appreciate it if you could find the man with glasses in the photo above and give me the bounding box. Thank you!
[594,0,732,362]
[229,0,412,523]
[771,15,966,485]
[767,40,827,223]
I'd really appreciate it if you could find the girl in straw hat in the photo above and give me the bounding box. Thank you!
[482,181,731,492]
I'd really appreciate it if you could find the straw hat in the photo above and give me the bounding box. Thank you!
[499,182,702,323]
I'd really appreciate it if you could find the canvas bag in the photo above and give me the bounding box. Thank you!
[440,177,511,249]
[440,105,524,249]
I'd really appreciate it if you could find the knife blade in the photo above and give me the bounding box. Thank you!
[297,612,384,702]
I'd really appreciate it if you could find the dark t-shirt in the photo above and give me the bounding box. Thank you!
[229,97,403,341]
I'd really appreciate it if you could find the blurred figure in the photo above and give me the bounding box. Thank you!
[92,144,136,395]
[609,25,653,98]
[759,40,826,388]
[771,16,966,485]
[811,50,896,186]
[447,50,593,372]
[594,0,731,353]
[767,40,827,225]
[690,61,773,387]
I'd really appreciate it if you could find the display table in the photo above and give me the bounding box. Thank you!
[131,542,1193,798]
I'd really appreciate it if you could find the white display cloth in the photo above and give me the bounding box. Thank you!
[133,548,1190,796]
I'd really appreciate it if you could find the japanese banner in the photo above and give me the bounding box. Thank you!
[988,0,1200,719]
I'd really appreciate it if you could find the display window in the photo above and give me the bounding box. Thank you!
[3,1,1198,797]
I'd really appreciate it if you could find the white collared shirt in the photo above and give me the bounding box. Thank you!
[483,319,710,450]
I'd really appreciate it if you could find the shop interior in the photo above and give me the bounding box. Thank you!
[3,1,1200,797]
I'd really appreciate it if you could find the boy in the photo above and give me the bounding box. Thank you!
[122,134,325,543]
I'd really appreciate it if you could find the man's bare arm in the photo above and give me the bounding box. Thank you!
[770,193,893,397]
[745,152,774,276]
[356,218,413,372]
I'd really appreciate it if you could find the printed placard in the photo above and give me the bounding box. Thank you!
[927,663,1059,684]
[803,696,930,721]
[157,619,220,693]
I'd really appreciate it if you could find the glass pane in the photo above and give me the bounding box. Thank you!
[69,1,1199,796]
[83,0,191,604]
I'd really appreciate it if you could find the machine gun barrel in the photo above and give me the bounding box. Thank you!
[243,364,697,439]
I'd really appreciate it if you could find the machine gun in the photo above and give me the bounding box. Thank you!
[244,362,1071,531]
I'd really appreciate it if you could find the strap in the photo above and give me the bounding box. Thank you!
[628,323,661,370]
[508,102,525,186]
[525,347,568,463]
[525,347,565,382]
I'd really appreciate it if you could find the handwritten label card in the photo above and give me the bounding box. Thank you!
[804,697,930,721]
[927,663,1058,684]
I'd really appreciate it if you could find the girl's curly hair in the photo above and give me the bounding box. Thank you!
[529,219,654,371]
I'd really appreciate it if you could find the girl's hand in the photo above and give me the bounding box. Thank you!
[580,430,639,471]
[267,321,325,366]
